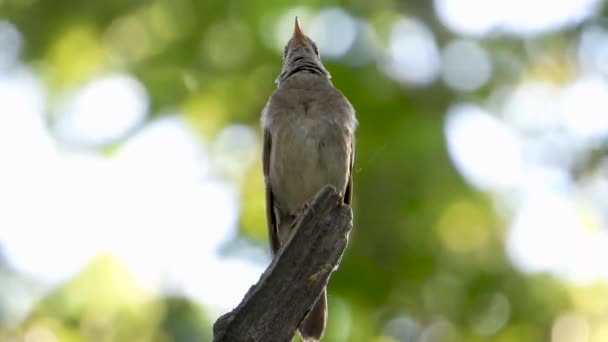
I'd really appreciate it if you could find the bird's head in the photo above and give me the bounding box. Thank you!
[276,17,329,85]
[283,17,320,62]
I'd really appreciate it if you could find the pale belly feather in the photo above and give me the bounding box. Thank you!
[269,115,349,214]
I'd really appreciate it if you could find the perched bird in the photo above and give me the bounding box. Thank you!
[261,17,357,341]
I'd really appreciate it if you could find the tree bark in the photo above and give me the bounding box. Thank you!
[212,185,353,342]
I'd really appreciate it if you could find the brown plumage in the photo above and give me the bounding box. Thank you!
[261,17,357,341]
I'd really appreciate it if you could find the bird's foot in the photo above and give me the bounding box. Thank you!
[292,202,314,220]
[303,201,315,215]
[308,264,333,284]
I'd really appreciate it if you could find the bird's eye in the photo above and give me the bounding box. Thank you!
[310,41,319,56]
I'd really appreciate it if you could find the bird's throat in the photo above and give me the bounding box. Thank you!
[278,59,328,84]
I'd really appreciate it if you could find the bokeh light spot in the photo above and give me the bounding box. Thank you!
[46,24,105,86]
[308,8,358,60]
[0,20,22,70]
[419,320,460,342]
[103,15,154,64]
[55,74,149,146]
[501,81,561,131]
[24,325,58,342]
[435,0,600,36]
[422,274,465,318]
[559,76,608,140]
[469,292,511,336]
[382,316,421,342]
[341,21,380,67]
[210,124,258,182]
[115,115,208,180]
[437,200,491,253]
[506,190,608,284]
[380,17,440,86]
[434,0,498,36]
[183,93,228,137]
[139,0,192,44]
[578,25,608,76]
[202,21,253,70]
[552,312,590,342]
[441,39,492,92]
[445,103,523,189]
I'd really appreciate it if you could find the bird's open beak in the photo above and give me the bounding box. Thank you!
[293,17,306,42]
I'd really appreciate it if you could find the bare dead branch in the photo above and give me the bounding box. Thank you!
[213,185,353,342]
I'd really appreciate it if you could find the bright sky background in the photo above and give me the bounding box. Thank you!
[1,0,608,333]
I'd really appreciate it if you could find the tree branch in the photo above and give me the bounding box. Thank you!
[212,185,353,342]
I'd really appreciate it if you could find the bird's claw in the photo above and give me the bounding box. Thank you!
[308,264,332,283]
[293,202,314,218]
[291,202,313,221]
[304,201,315,215]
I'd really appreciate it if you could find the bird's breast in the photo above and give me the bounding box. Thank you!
[269,113,350,214]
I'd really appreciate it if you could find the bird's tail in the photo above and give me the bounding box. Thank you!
[298,289,327,342]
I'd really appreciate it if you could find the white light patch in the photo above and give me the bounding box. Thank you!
[434,0,499,36]
[504,0,598,35]
[0,69,88,283]
[559,76,608,140]
[55,74,148,146]
[506,190,608,284]
[502,81,561,131]
[180,255,266,311]
[0,153,108,282]
[0,67,50,163]
[578,25,608,75]
[211,124,259,181]
[0,88,266,319]
[441,39,492,92]
[115,116,209,180]
[434,0,600,36]
[0,21,22,70]
[381,17,440,86]
[308,8,358,60]
[445,103,523,190]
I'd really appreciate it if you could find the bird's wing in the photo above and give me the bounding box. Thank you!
[263,129,281,254]
[344,137,355,205]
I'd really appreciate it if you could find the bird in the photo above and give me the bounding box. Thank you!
[261,17,357,341]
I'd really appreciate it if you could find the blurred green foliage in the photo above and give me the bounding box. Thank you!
[1,0,608,341]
